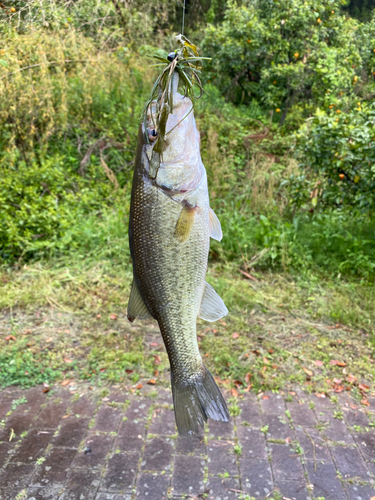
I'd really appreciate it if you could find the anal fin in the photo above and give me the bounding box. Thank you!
[127,278,151,322]
[199,282,228,322]
[174,205,196,243]
[209,208,222,241]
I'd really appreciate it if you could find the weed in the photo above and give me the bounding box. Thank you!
[333,411,343,420]
[233,444,242,455]
[11,396,27,410]
[261,425,269,435]
[36,457,46,465]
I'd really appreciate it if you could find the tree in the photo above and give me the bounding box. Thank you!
[202,0,365,127]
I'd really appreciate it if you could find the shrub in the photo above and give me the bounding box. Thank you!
[293,102,375,211]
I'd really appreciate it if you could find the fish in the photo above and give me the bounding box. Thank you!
[127,73,229,436]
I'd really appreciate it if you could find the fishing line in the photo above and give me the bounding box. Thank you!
[182,0,186,36]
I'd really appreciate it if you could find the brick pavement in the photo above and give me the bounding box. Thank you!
[1,384,375,500]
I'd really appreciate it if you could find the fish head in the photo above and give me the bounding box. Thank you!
[145,90,204,194]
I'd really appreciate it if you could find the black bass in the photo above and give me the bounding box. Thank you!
[128,75,229,436]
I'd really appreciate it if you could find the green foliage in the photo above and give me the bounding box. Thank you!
[293,103,375,211]
[202,0,365,126]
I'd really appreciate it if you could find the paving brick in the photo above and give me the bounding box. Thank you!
[51,416,89,448]
[346,482,375,500]
[306,460,348,499]
[26,485,65,499]
[354,431,375,462]
[175,435,206,455]
[343,407,370,428]
[70,394,97,416]
[324,418,355,444]
[269,443,305,481]
[286,399,317,427]
[0,442,14,468]
[171,454,205,496]
[102,452,139,492]
[207,440,238,476]
[92,406,122,433]
[263,413,292,440]
[11,429,52,464]
[148,407,176,435]
[331,445,372,481]
[205,476,241,499]
[59,467,101,500]
[136,472,170,499]
[96,494,131,500]
[22,386,49,414]
[126,400,152,422]
[141,437,173,471]
[238,393,262,427]
[207,419,234,440]
[275,480,311,500]
[74,433,114,468]
[260,392,286,415]
[237,426,267,459]
[0,411,36,441]
[116,423,146,454]
[33,399,70,429]
[0,399,12,420]
[239,459,273,498]
[0,463,34,499]
[294,427,332,462]
[32,447,77,486]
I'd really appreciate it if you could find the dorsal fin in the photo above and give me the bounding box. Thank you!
[127,278,151,322]
[209,208,222,241]
[199,282,228,322]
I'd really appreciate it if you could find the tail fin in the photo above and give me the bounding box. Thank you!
[171,366,230,436]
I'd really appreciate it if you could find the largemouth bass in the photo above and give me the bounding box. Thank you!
[128,76,229,436]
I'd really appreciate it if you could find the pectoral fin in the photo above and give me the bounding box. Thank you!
[127,278,151,322]
[209,208,222,241]
[199,282,228,322]
[174,205,196,243]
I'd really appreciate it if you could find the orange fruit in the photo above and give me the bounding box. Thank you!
[339,174,345,179]
[276,108,281,112]
[317,18,321,23]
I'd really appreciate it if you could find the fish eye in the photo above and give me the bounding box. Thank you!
[148,129,158,142]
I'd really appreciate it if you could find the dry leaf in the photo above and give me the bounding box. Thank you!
[205,353,209,357]
[346,374,357,383]
[136,383,143,389]
[244,384,252,392]
[64,358,73,363]
[288,391,296,396]
[315,360,324,367]
[361,399,370,406]
[262,395,270,400]
[315,393,326,398]
[147,379,156,385]
[303,367,313,377]
[232,332,239,339]
[150,342,158,347]
[46,337,53,343]
[231,388,238,397]
[358,384,370,392]
[350,404,358,410]
[62,414,71,419]
[5,335,16,341]
[245,372,252,384]
[125,369,133,374]
[263,357,269,364]
[61,380,70,386]
[329,360,346,366]
[154,355,161,365]
[110,313,118,320]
